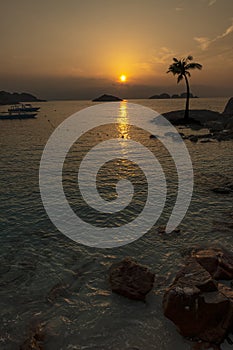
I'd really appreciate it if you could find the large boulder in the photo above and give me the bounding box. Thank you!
[109,258,154,300]
[193,248,233,280]
[163,248,233,345]
[223,97,233,116]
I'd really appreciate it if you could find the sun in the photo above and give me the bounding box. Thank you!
[120,74,127,82]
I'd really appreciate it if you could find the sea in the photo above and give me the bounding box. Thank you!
[0,98,233,350]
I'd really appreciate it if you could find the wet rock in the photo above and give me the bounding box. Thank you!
[193,248,233,280]
[212,187,232,194]
[189,135,198,143]
[214,130,233,141]
[199,139,213,143]
[157,226,181,235]
[204,120,224,132]
[109,257,154,300]
[163,268,232,343]
[173,258,217,292]
[225,116,233,130]
[20,324,45,350]
[163,247,233,345]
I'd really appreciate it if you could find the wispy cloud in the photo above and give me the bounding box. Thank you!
[194,37,211,50]
[194,21,233,50]
[151,47,176,64]
[208,0,216,6]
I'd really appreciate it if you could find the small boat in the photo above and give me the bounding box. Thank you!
[0,111,38,120]
[8,104,40,113]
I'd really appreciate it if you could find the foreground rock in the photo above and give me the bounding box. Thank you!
[92,94,123,102]
[163,247,233,345]
[109,258,154,300]
[193,248,233,280]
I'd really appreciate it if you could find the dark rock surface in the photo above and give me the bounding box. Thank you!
[163,247,233,345]
[109,257,154,300]
[92,94,123,102]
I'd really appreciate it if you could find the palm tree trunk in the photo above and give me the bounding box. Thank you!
[184,74,190,120]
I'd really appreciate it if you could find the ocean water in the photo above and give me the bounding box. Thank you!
[0,98,233,349]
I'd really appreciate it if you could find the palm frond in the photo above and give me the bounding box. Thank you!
[187,55,193,61]
[173,57,178,63]
[167,64,181,75]
[177,75,183,84]
[186,63,202,70]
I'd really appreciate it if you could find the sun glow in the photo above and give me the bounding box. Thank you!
[120,74,127,82]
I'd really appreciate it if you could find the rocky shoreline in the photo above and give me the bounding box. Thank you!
[163,247,233,347]
[162,97,233,142]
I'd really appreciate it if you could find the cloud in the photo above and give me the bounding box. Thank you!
[151,47,176,64]
[208,0,216,6]
[220,23,233,38]
[194,37,211,50]
[194,21,233,50]
[175,7,183,12]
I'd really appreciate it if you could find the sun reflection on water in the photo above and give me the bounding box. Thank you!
[117,101,130,140]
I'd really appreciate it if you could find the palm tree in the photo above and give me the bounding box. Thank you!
[167,56,202,120]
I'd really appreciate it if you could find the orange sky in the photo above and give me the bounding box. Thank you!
[0,0,233,99]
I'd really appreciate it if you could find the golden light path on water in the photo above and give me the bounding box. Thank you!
[117,101,130,140]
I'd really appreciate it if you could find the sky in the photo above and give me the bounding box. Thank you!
[0,0,233,99]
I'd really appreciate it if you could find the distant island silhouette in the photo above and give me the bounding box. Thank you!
[92,94,123,102]
[0,91,46,105]
[149,92,198,99]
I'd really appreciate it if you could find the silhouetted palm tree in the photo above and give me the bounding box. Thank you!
[167,56,202,120]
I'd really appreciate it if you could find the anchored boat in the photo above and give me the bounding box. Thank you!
[8,104,40,113]
[0,111,38,120]
[0,104,40,119]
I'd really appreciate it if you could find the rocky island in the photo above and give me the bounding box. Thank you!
[149,92,198,99]
[92,94,123,102]
[0,91,46,105]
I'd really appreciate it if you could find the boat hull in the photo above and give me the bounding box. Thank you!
[0,113,37,119]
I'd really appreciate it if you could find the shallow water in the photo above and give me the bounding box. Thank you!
[0,98,233,349]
